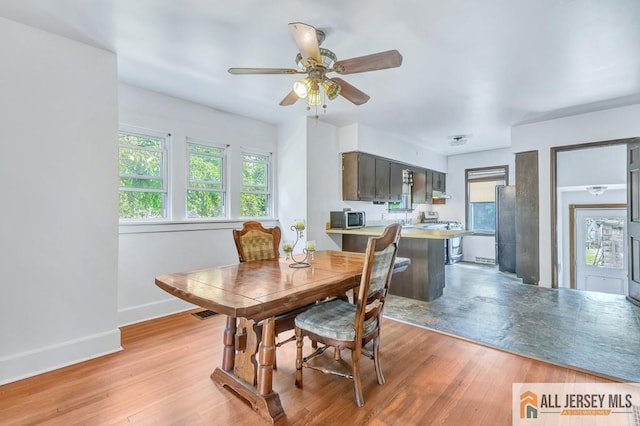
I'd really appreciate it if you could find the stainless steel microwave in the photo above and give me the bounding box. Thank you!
[330,211,366,229]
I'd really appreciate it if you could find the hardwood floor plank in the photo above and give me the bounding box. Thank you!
[0,310,612,425]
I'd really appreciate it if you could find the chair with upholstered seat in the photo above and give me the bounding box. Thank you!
[294,223,401,407]
[233,220,281,263]
[232,221,312,355]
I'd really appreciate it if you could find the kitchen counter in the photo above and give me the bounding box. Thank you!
[326,226,472,239]
[327,225,470,301]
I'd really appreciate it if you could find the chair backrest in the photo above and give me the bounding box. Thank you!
[233,221,281,262]
[353,223,401,340]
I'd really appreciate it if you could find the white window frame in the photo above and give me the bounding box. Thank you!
[465,166,508,235]
[186,137,228,219]
[240,150,272,218]
[118,127,169,221]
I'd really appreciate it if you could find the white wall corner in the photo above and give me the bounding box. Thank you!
[118,298,196,327]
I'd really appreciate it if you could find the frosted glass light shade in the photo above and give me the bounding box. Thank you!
[293,77,313,98]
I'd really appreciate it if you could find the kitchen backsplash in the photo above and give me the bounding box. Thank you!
[335,202,433,227]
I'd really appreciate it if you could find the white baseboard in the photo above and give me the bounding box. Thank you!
[118,298,195,327]
[0,329,121,386]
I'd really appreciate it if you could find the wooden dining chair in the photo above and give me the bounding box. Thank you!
[232,221,313,360]
[294,223,402,407]
[233,220,281,263]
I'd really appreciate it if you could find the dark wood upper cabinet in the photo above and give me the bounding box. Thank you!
[342,152,376,201]
[432,171,446,192]
[374,158,391,201]
[343,151,445,203]
[389,162,404,202]
[412,169,427,204]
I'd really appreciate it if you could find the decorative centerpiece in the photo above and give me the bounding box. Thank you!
[283,219,315,268]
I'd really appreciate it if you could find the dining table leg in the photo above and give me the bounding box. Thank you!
[222,316,236,371]
[211,316,285,424]
[257,317,276,395]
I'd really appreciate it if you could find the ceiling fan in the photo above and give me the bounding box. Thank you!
[228,22,403,112]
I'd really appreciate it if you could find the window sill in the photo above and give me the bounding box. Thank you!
[470,231,496,237]
[119,218,279,234]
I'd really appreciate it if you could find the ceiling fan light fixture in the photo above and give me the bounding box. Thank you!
[449,135,468,146]
[321,78,341,100]
[293,77,313,98]
[295,48,337,70]
[587,186,607,195]
[307,84,322,106]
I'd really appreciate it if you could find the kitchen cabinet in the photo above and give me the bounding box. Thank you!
[374,158,391,201]
[343,152,403,202]
[389,162,404,202]
[432,171,446,192]
[342,151,441,203]
[411,169,434,204]
[426,169,434,201]
[374,158,403,202]
[342,152,376,201]
[412,169,427,204]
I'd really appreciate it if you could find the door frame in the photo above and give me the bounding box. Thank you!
[550,138,633,288]
[568,203,626,288]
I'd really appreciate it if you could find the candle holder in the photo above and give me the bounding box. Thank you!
[286,219,314,268]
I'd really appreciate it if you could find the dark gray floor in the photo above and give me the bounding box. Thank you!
[384,262,640,382]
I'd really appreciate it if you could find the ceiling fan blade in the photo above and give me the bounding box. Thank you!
[333,49,403,75]
[279,90,299,106]
[331,78,370,105]
[288,22,322,67]
[228,67,302,75]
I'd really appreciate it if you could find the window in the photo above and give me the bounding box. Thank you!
[186,139,226,218]
[241,152,271,217]
[465,166,508,234]
[118,130,168,219]
[583,216,624,269]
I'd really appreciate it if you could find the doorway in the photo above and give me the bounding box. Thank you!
[551,139,632,288]
[570,205,627,295]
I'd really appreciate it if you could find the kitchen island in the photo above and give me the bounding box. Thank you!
[327,226,472,301]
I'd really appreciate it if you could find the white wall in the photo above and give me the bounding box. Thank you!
[0,18,120,384]
[277,117,308,252]
[355,124,448,172]
[438,148,516,263]
[557,145,627,187]
[512,104,640,287]
[306,119,342,251]
[117,83,279,325]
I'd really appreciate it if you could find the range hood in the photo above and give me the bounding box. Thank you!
[432,191,451,200]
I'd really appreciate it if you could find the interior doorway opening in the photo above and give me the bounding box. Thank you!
[551,139,631,289]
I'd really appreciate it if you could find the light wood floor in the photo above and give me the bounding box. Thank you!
[0,310,611,425]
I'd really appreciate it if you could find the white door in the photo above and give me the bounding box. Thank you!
[575,208,627,295]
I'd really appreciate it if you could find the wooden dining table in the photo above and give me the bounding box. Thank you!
[155,250,370,423]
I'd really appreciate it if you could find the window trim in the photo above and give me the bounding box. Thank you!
[185,137,228,219]
[465,165,509,236]
[118,127,169,221]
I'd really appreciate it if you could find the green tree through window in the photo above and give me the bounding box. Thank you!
[241,152,270,217]
[118,131,167,219]
[187,141,226,218]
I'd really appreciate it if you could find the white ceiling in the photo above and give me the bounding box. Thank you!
[2,0,640,155]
